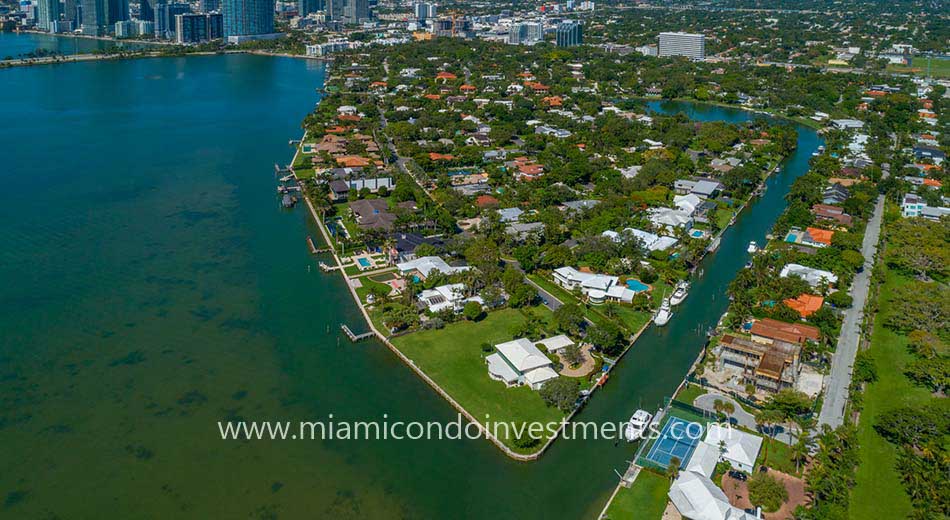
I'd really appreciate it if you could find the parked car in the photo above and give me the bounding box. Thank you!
[728,470,748,482]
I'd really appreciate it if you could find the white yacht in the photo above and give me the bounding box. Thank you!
[747,241,758,254]
[654,298,673,326]
[669,281,690,306]
[623,410,654,442]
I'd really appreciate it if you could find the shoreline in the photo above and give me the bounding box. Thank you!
[1,31,324,69]
[291,130,659,461]
[0,48,325,68]
[289,89,803,461]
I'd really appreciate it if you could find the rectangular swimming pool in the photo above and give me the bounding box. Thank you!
[358,258,372,268]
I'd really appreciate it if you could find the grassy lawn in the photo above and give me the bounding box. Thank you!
[849,271,930,520]
[294,168,315,180]
[714,207,734,231]
[611,305,652,334]
[390,307,565,453]
[673,382,707,406]
[603,470,671,520]
[353,277,393,304]
[886,57,950,78]
[755,436,801,477]
[528,273,658,333]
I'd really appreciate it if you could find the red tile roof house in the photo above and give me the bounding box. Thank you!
[811,204,853,226]
[435,71,458,83]
[784,294,824,318]
[750,318,821,345]
[475,195,499,208]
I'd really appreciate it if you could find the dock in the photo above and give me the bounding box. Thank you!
[341,324,374,342]
[319,261,342,272]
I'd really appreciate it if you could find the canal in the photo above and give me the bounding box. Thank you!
[0,36,822,518]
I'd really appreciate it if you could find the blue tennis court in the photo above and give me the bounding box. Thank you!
[643,417,704,469]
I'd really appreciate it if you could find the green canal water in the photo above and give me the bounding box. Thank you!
[0,35,821,519]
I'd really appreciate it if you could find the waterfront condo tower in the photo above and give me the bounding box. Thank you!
[222,0,275,38]
[140,0,157,20]
[37,0,62,31]
[108,0,129,25]
[658,31,706,60]
[81,0,107,34]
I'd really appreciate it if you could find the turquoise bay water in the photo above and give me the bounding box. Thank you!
[1,34,822,519]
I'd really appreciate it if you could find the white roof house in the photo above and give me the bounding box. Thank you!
[779,263,838,288]
[603,228,679,252]
[619,165,642,179]
[397,256,471,280]
[488,338,559,390]
[704,424,763,473]
[534,334,575,353]
[553,267,638,304]
[669,471,759,520]
[686,441,720,478]
[648,207,694,232]
[417,284,483,314]
[674,194,704,215]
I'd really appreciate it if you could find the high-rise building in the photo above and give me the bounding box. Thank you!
[135,19,153,33]
[37,0,62,31]
[342,0,367,24]
[297,0,317,16]
[108,0,129,25]
[555,20,581,47]
[140,0,156,20]
[657,31,705,60]
[199,0,220,11]
[507,22,542,45]
[412,2,434,21]
[325,0,342,20]
[154,2,190,38]
[206,12,222,37]
[222,0,274,38]
[63,0,77,22]
[81,0,108,35]
[175,12,207,42]
[114,18,133,36]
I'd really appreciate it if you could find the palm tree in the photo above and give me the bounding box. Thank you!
[755,409,783,465]
[667,457,681,482]
[791,432,811,474]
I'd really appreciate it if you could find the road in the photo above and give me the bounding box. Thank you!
[525,277,564,311]
[817,194,885,429]
[693,393,757,429]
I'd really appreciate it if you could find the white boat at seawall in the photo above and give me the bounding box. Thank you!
[747,241,758,254]
[669,281,690,306]
[654,298,673,326]
[623,409,654,442]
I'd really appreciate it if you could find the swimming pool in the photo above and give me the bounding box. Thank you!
[785,233,798,243]
[626,279,649,292]
[689,229,705,238]
[358,258,372,268]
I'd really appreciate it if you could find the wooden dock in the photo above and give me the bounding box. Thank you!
[341,324,374,342]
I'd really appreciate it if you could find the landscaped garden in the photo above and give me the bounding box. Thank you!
[390,306,574,453]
